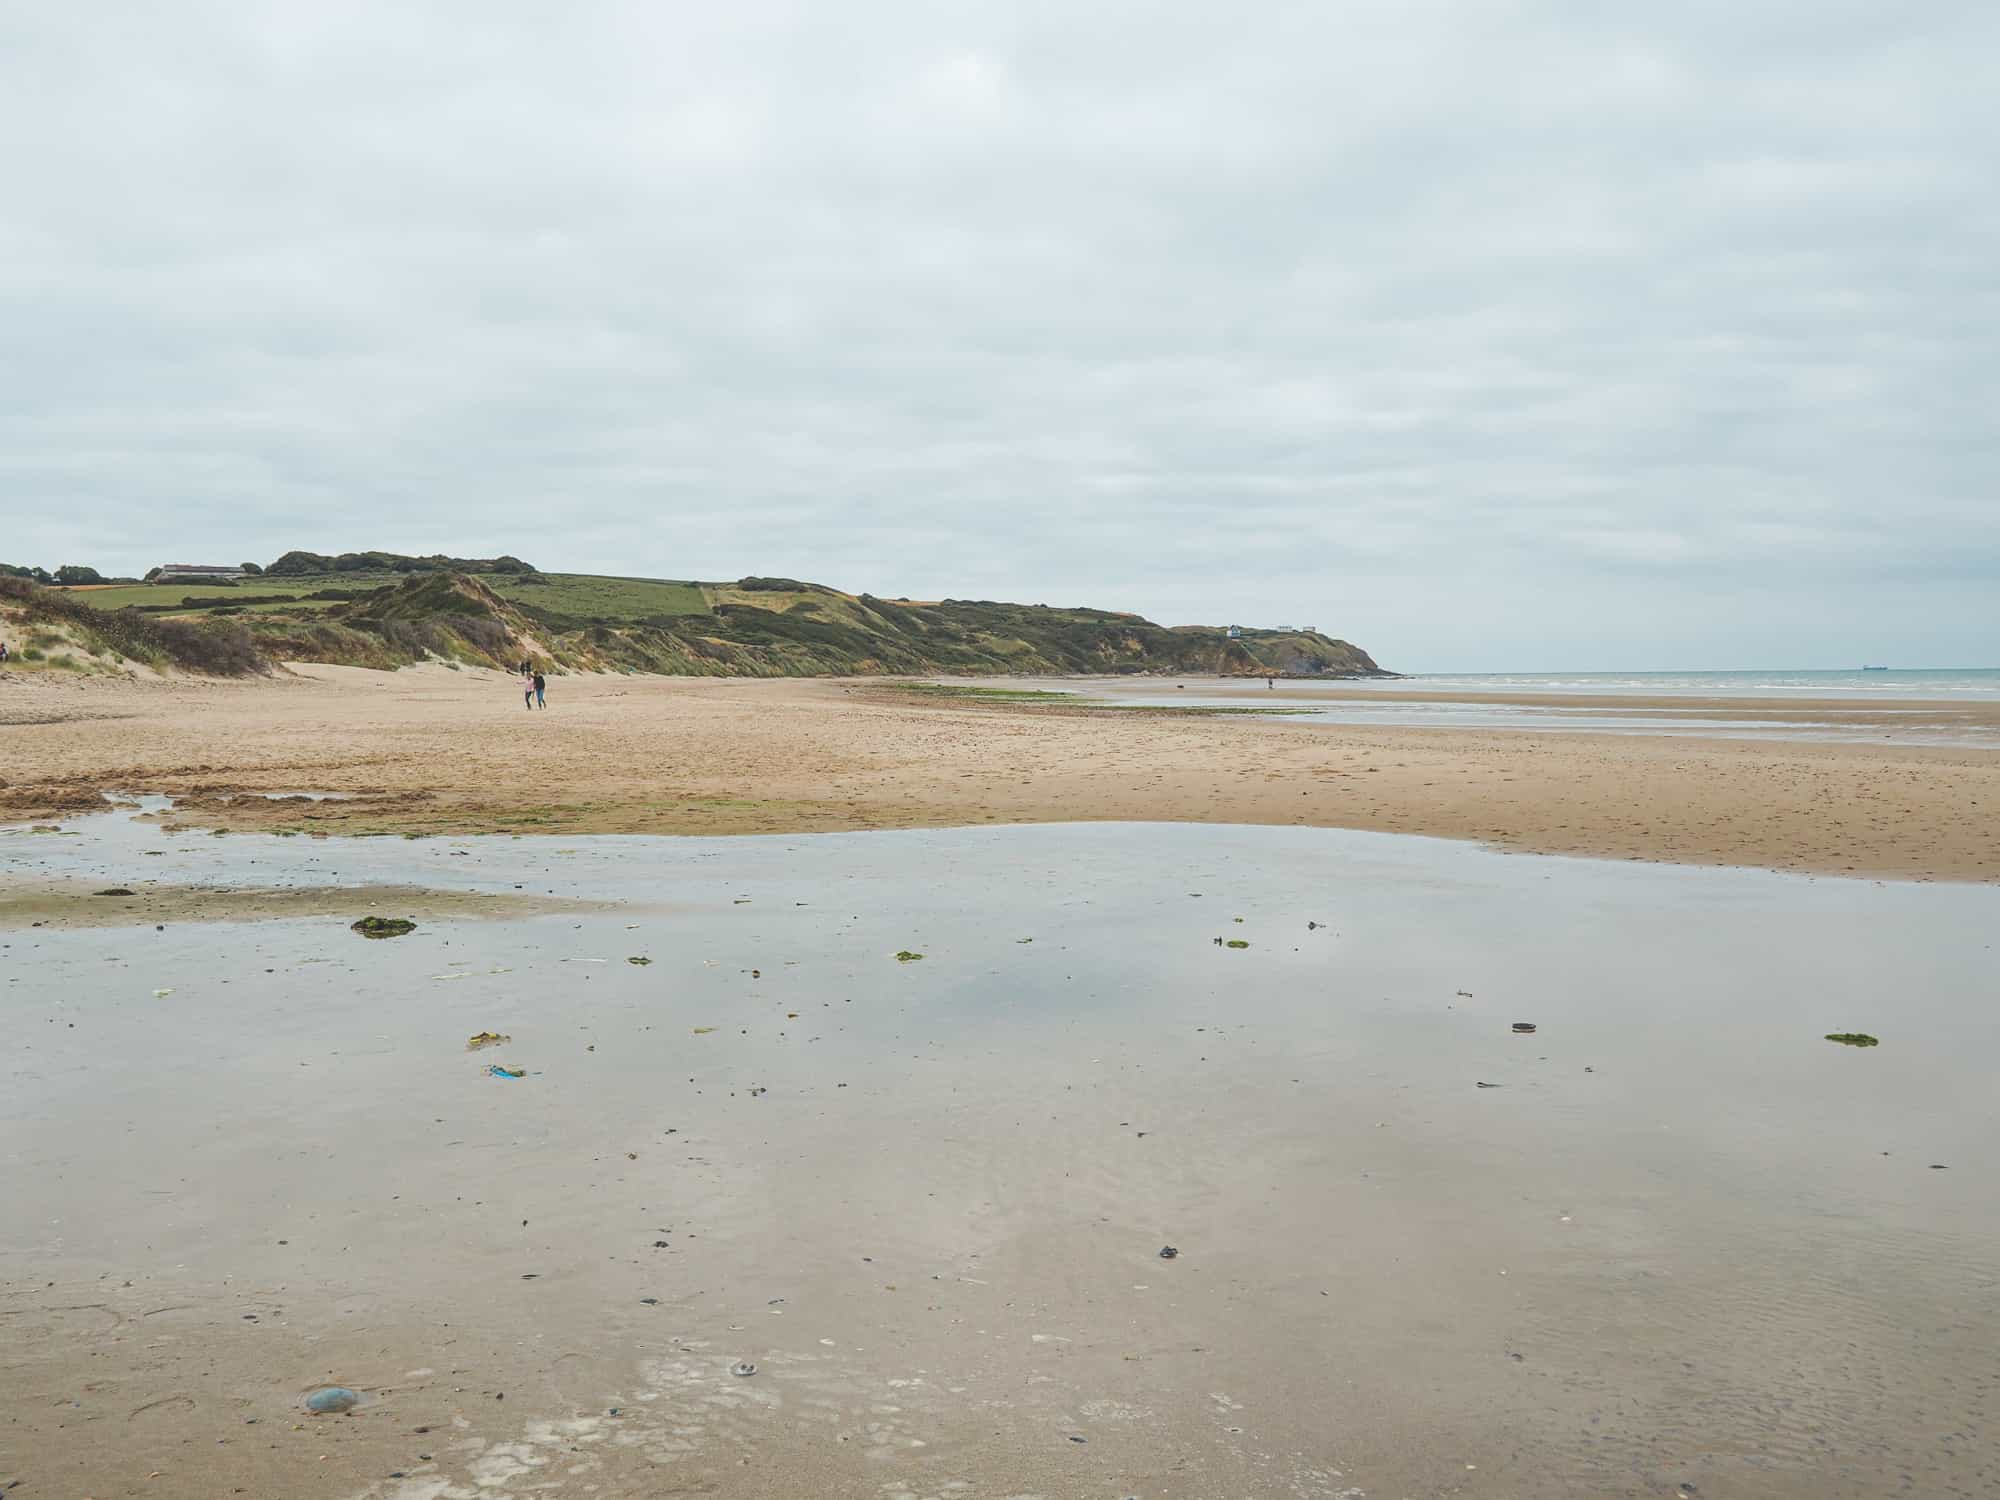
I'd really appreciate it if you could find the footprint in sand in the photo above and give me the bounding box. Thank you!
[128,1393,198,1422]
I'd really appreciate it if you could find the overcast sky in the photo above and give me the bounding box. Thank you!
[4,2,1994,670]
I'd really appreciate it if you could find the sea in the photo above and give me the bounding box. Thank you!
[1358,668,2000,700]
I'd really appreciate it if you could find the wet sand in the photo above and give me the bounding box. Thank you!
[0,878,611,931]
[3,664,1999,882]
[4,813,1998,1498]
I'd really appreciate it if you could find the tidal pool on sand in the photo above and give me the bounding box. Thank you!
[3,818,1996,1500]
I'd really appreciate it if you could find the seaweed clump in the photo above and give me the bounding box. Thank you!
[352,916,418,939]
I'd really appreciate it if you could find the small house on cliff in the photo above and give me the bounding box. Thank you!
[150,564,246,583]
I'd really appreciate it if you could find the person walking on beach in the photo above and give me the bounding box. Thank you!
[533,670,546,709]
[522,669,535,710]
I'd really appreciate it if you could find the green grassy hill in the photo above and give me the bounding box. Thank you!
[22,561,1390,679]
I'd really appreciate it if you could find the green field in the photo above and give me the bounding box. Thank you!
[59,576,358,610]
[60,572,712,624]
[60,571,712,621]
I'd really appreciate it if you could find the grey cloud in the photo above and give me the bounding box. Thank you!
[2,0,1995,667]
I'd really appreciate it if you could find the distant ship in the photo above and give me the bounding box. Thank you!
[1861,665,1889,671]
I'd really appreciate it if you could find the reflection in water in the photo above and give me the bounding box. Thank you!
[4,814,1996,1499]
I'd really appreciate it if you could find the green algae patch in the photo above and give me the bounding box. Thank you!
[895,950,924,963]
[352,916,418,939]
[897,683,1082,703]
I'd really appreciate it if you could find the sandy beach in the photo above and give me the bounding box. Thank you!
[2,664,1997,886]
[6,667,1999,1498]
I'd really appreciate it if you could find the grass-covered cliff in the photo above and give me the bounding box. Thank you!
[18,566,1391,679]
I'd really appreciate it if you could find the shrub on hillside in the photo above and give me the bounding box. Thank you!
[266,548,540,577]
[265,550,337,576]
[453,615,510,654]
[136,615,266,674]
[372,617,440,657]
[0,574,268,675]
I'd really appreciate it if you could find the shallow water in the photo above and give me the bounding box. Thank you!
[4,813,1997,1498]
[1113,695,1991,744]
[948,677,2000,745]
[1368,667,2000,699]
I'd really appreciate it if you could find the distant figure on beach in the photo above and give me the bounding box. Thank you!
[0,641,9,663]
[1266,676,1274,689]
[521,670,535,710]
[533,671,546,709]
